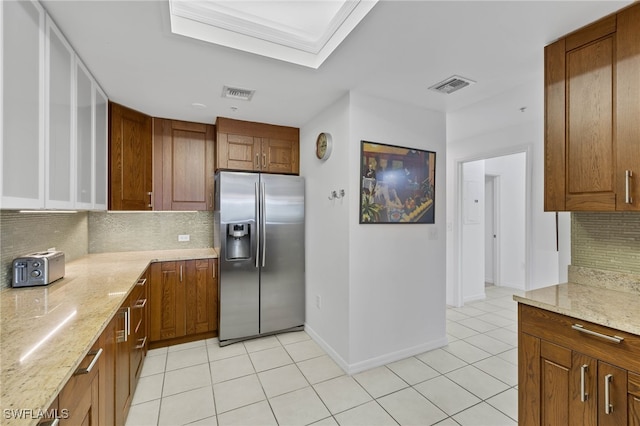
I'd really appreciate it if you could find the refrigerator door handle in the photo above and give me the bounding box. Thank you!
[261,181,267,267]
[255,182,260,268]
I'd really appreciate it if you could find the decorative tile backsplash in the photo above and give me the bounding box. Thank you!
[0,210,214,289]
[0,210,89,289]
[572,212,640,275]
[88,211,214,253]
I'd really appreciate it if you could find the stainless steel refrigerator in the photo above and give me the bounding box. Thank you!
[214,171,305,346]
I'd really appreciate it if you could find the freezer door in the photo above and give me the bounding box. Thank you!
[217,172,260,341]
[259,174,305,334]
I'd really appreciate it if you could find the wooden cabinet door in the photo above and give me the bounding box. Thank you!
[115,302,132,426]
[539,340,572,425]
[109,102,152,210]
[615,3,640,211]
[630,372,640,426]
[570,352,598,426]
[217,133,261,172]
[261,138,299,174]
[184,259,217,335]
[59,341,102,426]
[100,316,116,426]
[154,119,215,210]
[565,30,616,211]
[150,261,185,341]
[519,332,540,426]
[544,38,567,211]
[599,362,628,426]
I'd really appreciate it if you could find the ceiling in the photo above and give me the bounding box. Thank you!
[41,1,633,128]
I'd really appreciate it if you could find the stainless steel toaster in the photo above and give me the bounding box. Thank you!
[12,251,65,287]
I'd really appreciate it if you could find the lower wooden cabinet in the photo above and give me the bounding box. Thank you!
[54,271,148,426]
[115,274,148,425]
[58,338,103,425]
[519,304,640,425]
[149,258,218,347]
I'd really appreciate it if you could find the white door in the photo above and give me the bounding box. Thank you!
[484,176,498,286]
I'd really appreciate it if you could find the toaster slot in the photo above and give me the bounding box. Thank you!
[13,261,27,285]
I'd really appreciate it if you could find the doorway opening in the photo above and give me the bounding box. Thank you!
[458,149,529,304]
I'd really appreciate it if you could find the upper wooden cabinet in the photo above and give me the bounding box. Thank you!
[216,117,300,174]
[153,118,215,211]
[544,3,640,211]
[109,102,153,210]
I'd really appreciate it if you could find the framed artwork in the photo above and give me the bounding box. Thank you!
[359,140,436,224]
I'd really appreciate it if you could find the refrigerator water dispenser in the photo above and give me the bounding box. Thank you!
[226,223,250,260]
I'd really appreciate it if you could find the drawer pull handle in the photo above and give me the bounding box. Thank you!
[135,336,147,349]
[571,324,624,344]
[133,298,147,309]
[625,170,633,204]
[74,348,103,375]
[136,278,147,287]
[604,373,613,414]
[580,364,588,402]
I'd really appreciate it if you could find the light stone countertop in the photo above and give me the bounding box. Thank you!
[513,266,640,336]
[0,248,217,426]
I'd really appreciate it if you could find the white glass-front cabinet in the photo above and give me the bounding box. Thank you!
[1,1,108,211]
[94,85,108,210]
[76,59,108,210]
[45,16,75,209]
[1,0,46,209]
[75,60,93,209]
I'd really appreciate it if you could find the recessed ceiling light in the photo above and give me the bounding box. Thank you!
[191,102,207,109]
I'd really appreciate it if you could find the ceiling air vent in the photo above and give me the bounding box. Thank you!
[221,86,255,101]
[428,75,475,94]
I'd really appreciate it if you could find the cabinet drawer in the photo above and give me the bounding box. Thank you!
[519,304,640,372]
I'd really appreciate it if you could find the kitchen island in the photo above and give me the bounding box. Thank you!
[0,248,217,426]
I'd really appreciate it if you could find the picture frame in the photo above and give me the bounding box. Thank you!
[359,140,436,224]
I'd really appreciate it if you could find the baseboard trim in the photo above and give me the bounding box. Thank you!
[304,324,448,376]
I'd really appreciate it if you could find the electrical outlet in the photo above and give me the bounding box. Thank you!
[178,234,190,242]
[316,295,321,309]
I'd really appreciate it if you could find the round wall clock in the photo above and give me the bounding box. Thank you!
[315,132,333,160]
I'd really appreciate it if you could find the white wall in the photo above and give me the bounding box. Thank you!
[299,94,351,368]
[446,80,570,306]
[301,92,447,373]
[461,160,486,302]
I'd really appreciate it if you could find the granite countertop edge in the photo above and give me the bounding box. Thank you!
[513,266,640,337]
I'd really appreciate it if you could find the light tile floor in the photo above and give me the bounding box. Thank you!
[126,285,523,426]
